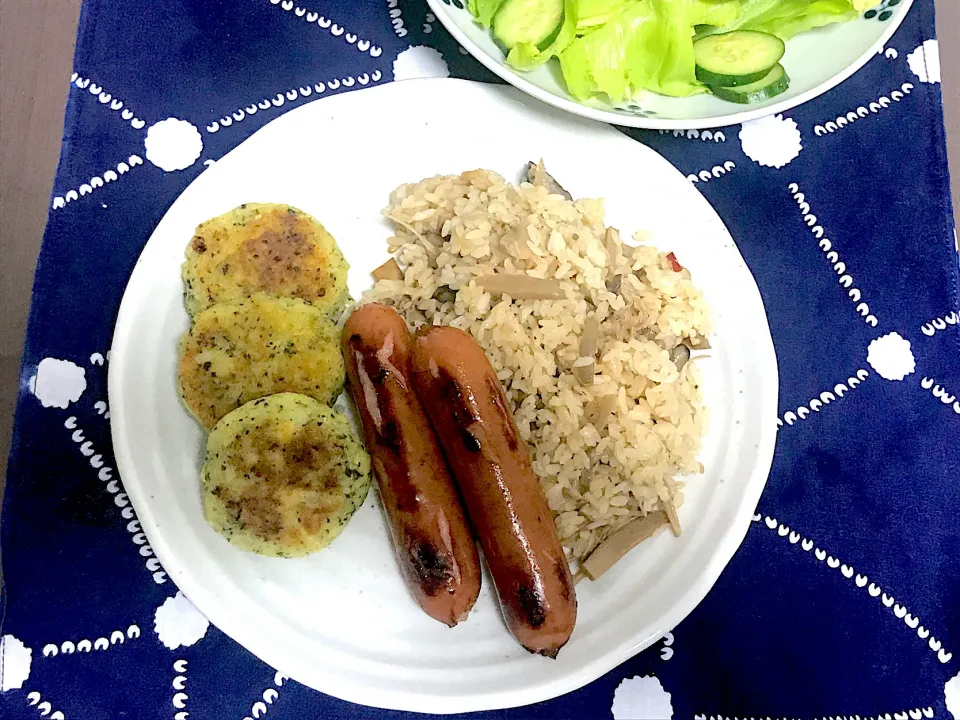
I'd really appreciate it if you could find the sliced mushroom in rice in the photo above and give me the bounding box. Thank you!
[507,220,536,260]
[475,274,565,300]
[577,467,592,495]
[371,257,403,281]
[580,511,670,581]
[572,314,600,384]
[571,356,595,385]
[663,500,681,537]
[670,343,691,372]
[604,227,623,266]
[432,285,457,304]
[586,394,618,426]
[605,274,623,294]
[580,314,599,358]
[524,160,573,201]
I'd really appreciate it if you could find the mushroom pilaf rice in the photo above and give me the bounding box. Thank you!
[366,164,710,575]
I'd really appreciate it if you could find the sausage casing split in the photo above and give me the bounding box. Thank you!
[411,326,577,657]
[342,304,481,626]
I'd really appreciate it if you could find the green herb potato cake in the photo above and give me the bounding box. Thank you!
[182,203,349,318]
[178,294,345,429]
[202,393,371,557]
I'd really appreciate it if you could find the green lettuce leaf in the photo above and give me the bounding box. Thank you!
[559,0,705,100]
[576,0,637,31]
[468,0,505,28]
[689,0,742,27]
[505,0,579,71]
[721,0,860,39]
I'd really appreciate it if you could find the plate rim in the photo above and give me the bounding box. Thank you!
[425,0,915,130]
[108,78,780,713]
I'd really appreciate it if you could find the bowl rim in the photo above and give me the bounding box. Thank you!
[426,0,915,130]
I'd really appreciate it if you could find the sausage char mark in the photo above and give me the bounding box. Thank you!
[517,584,547,629]
[436,368,485,454]
[409,541,455,597]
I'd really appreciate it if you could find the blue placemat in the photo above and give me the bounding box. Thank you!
[2,1,958,718]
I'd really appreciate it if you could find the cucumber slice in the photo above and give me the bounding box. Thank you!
[493,0,564,51]
[710,64,790,104]
[694,30,785,87]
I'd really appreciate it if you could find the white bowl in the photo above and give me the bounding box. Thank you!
[427,0,913,129]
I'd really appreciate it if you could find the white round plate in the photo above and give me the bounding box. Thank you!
[109,78,778,714]
[428,0,913,129]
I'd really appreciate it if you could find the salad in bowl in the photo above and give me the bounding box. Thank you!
[467,0,883,105]
[427,0,912,129]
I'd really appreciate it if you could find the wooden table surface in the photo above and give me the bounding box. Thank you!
[1,0,957,480]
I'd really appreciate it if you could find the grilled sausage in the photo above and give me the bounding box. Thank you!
[342,304,481,627]
[411,326,577,657]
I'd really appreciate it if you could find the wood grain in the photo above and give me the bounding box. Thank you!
[0,0,82,480]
